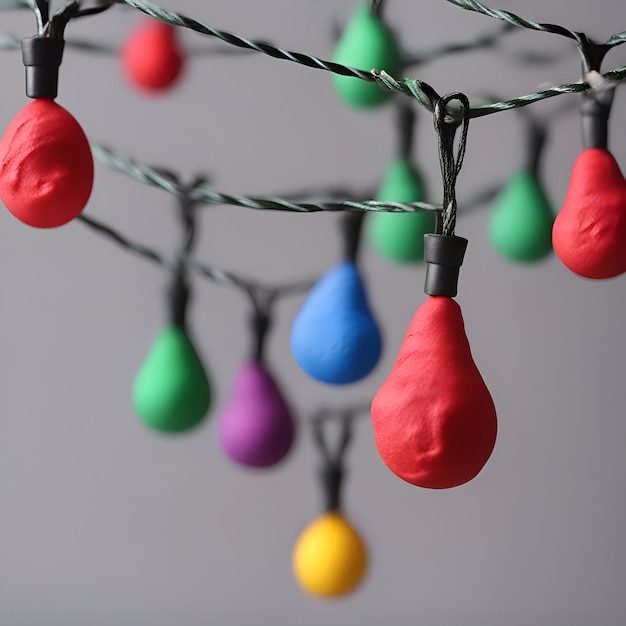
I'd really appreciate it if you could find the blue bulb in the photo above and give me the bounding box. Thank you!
[290,260,382,384]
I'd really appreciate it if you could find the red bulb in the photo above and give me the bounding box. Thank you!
[0,99,94,228]
[371,296,497,489]
[553,147,626,280]
[122,19,185,92]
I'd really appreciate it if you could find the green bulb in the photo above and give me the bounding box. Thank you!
[368,157,435,262]
[489,169,554,262]
[133,324,211,433]
[331,2,402,109]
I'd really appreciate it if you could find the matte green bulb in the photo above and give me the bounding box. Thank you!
[331,2,402,109]
[489,169,554,262]
[133,324,211,433]
[368,157,435,262]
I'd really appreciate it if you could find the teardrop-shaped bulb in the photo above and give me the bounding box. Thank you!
[331,2,402,109]
[553,147,626,279]
[133,324,211,433]
[218,361,295,468]
[291,261,382,384]
[368,157,434,262]
[292,511,368,598]
[371,296,497,489]
[0,99,93,228]
[489,169,554,262]
[122,19,185,92]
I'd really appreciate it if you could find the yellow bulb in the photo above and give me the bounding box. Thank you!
[292,511,368,598]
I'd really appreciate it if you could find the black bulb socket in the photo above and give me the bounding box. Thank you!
[581,93,611,150]
[21,37,64,99]
[249,311,271,363]
[319,464,343,512]
[423,234,468,297]
[168,276,190,329]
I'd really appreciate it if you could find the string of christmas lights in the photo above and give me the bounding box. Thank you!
[0,0,625,602]
[5,0,625,112]
[112,0,626,115]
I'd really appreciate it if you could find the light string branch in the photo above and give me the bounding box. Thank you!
[111,0,626,120]
[3,1,626,123]
[0,10,546,66]
[90,144,442,214]
[90,143,503,216]
[378,69,626,121]
[116,0,375,81]
[0,3,564,70]
[0,31,264,57]
[443,0,626,48]
[77,206,316,405]
[76,213,315,307]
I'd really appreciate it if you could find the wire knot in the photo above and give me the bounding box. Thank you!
[584,70,617,101]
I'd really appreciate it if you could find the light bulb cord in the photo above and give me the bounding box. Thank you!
[312,413,354,512]
[575,33,614,149]
[433,92,470,237]
[168,177,204,328]
[341,212,365,265]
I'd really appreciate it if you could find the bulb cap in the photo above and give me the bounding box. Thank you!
[423,234,468,297]
[581,93,612,149]
[168,275,190,329]
[21,37,64,99]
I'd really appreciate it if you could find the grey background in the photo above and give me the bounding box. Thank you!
[1,1,625,624]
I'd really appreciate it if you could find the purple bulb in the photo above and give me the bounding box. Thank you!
[218,361,295,468]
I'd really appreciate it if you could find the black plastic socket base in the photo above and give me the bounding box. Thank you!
[423,234,468,297]
[250,311,271,363]
[320,465,343,512]
[341,212,365,264]
[21,37,64,99]
[168,276,190,329]
[581,93,611,149]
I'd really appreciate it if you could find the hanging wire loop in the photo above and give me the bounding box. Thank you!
[433,93,470,237]
[311,413,355,512]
